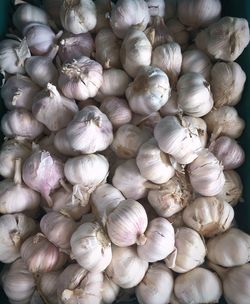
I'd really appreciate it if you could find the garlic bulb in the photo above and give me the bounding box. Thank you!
[1,108,44,140]
[195,16,250,61]
[187,149,225,196]
[32,83,78,132]
[159,91,180,116]
[102,275,120,304]
[0,38,30,74]
[0,213,37,263]
[21,233,67,273]
[165,227,206,273]
[151,42,182,86]
[207,228,250,267]
[211,62,246,107]
[66,106,113,154]
[107,199,148,246]
[177,0,221,29]
[154,115,202,164]
[58,31,94,63]
[165,18,190,49]
[136,263,174,304]
[209,136,245,170]
[1,75,40,111]
[94,0,112,32]
[54,128,79,157]
[126,66,171,115]
[112,159,159,200]
[184,116,208,148]
[38,271,61,304]
[60,0,97,34]
[2,259,36,303]
[148,174,193,218]
[0,139,31,179]
[22,150,64,207]
[174,267,222,304]
[95,28,122,69]
[58,56,103,101]
[204,106,245,141]
[110,0,150,39]
[91,183,125,224]
[120,29,152,78]
[181,49,212,80]
[216,170,243,207]
[106,245,148,288]
[70,221,112,272]
[177,72,213,117]
[40,211,77,250]
[137,217,175,262]
[136,138,175,184]
[146,0,165,17]
[100,97,132,129]
[111,124,151,159]
[183,196,234,237]
[25,55,58,87]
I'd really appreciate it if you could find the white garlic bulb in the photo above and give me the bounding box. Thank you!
[211,62,246,107]
[177,72,213,117]
[137,217,175,262]
[58,56,103,101]
[151,42,182,86]
[106,245,148,288]
[111,124,151,159]
[60,0,97,34]
[165,18,190,49]
[174,267,222,304]
[120,29,152,78]
[126,66,171,115]
[183,196,234,237]
[0,213,37,263]
[95,28,122,69]
[148,174,193,218]
[102,275,120,304]
[66,106,113,154]
[159,91,180,116]
[100,97,132,129]
[204,106,245,141]
[187,149,225,196]
[177,0,221,29]
[136,263,174,304]
[207,228,250,267]
[136,138,175,184]
[181,49,212,80]
[165,227,206,273]
[1,109,44,140]
[110,0,150,39]
[54,128,79,157]
[107,199,148,246]
[32,83,78,132]
[195,16,250,61]
[154,115,202,164]
[70,221,112,272]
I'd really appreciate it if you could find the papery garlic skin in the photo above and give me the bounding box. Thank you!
[137,217,175,262]
[165,227,206,273]
[120,29,152,78]
[111,124,151,159]
[183,196,234,237]
[136,138,175,184]
[195,16,250,61]
[107,199,148,247]
[177,0,221,29]
[166,18,190,49]
[174,267,222,304]
[207,228,250,267]
[0,213,37,263]
[136,263,174,304]
[102,275,120,304]
[1,109,44,140]
[110,0,150,39]
[58,56,103,101]
[60,0,97,34]
[106,245,148,288]
[126,66,171,115]
[177,72,213,117]
[184,116,208,148]
[211,62,246,107]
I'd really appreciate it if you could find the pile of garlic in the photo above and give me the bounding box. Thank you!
[0,0,249,303]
